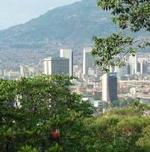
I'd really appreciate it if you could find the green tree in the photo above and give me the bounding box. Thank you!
[1,80,150,152]
[136,125,150,152]
[98,0,150,32]
[82,104,150,152]
[0,75,93,152]
[92,0,149,72]
[92,33,135,72]
[18,145,39,152]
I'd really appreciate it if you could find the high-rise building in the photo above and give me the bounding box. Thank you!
[126,63,131,75]
[60,49,73,76]
[137,61,141,74]
[102,73,118,103]
[138,60,147,75]
[83,47,95,76]
[128,54,138,75]
[43,57,69,75]
[20,65,34,77]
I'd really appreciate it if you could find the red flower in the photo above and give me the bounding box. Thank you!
[50,129,60,140]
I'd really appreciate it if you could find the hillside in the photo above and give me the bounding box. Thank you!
[0,0,116,49]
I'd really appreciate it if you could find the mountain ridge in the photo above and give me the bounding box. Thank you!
[0,0,116,49]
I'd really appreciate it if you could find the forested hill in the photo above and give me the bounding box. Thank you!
[0,0,116,49]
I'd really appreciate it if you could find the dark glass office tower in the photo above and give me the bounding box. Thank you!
[102,73,118,103]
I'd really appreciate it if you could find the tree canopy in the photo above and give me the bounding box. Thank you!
[92,0,150,72]
[98,0,150,32]
[0,76,150,151]
[92,33,136,72]
[0,76,92,152]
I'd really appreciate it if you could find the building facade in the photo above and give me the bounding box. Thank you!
[83,47,95,76]
[60,49,73,76]
[102,73,118,103]
[128,55,138,75]
[43,57,69,75]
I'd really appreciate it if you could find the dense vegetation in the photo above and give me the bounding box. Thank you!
[92,33,136,72]
[0,76,150,152]
[98,0,150,32]
[0,76,92,152]
[92,0,150,72]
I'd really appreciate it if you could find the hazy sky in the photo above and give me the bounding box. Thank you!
[0,0,80,30]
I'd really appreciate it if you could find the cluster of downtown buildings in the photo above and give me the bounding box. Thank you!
[1,48,150,107]
[42,48,150,104]
[42,48,116,104]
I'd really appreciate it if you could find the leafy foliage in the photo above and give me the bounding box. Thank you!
[93,0,149,72]
[98,0,150,31]
[0,76,150,151]
[136,125,150,152]
[18,145,39,152]
[0,76,92,152]
[92,33,135,72]
[83,103,150,152]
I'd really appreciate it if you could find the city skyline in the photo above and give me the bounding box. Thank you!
[0,0,149,151]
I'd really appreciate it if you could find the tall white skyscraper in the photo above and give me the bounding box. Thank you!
[102,74,109,102]
[138,59,148,75]
[128,54,138,75]
[102,73,118,103]
[43,58,51,75]
[43,57,69,75]
[83,47,95,76]
[60,49,73,76]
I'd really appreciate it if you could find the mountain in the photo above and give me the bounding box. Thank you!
[0,0,116,49]
[0,0,149,69]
